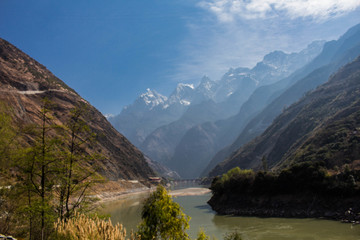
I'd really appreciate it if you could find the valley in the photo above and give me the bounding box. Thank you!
[1,4,360,239]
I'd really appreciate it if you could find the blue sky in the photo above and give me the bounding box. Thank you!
[1,0,360,115]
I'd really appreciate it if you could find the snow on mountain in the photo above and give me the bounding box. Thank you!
[139,88,167,110]
[104,113,114,119]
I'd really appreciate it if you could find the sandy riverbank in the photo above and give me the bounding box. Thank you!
[90,180,153,203]
[95,187,155,203]
[93,181,211,203]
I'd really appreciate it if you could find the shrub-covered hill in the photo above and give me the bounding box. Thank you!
[280,99,360,169]
[0,38,155,181]
[209,55,360,176]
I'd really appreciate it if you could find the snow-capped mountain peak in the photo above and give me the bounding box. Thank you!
[139,88,167,110]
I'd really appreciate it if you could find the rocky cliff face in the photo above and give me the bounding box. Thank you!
[0,38,155,181]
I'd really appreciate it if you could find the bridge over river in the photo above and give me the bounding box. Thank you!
[168,179,204,189]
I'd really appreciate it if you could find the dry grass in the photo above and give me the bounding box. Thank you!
[53,212,139,240]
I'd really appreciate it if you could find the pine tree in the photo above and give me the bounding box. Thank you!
[17,98,59,240]
[55,103,101,221]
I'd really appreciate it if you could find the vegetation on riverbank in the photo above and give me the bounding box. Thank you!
[50,185,242,240]
[208,162,360,221]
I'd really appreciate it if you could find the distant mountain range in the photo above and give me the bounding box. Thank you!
[209,24,360,176]
[0,38,155,181]
[109,39,325,178]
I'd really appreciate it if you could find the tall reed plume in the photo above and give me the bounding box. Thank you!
[54,212,139,240]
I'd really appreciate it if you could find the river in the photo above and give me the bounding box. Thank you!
[101,187,360,240]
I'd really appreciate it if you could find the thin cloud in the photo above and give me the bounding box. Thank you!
[199,0,360,22]
[161,0,360,92]
[168,4,360,86]
[169,19,292,84]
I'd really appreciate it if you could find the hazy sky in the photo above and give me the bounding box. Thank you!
[1,0,360,115]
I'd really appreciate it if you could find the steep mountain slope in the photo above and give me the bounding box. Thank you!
[206,23,360,176]
[140,100,222,165]
[278,58,360,169]
[209,55,360,176]
[200,82,285,176]
[0,38,155,181]
[170,122,221,178]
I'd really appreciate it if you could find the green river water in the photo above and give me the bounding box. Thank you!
[101,188,360,240]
